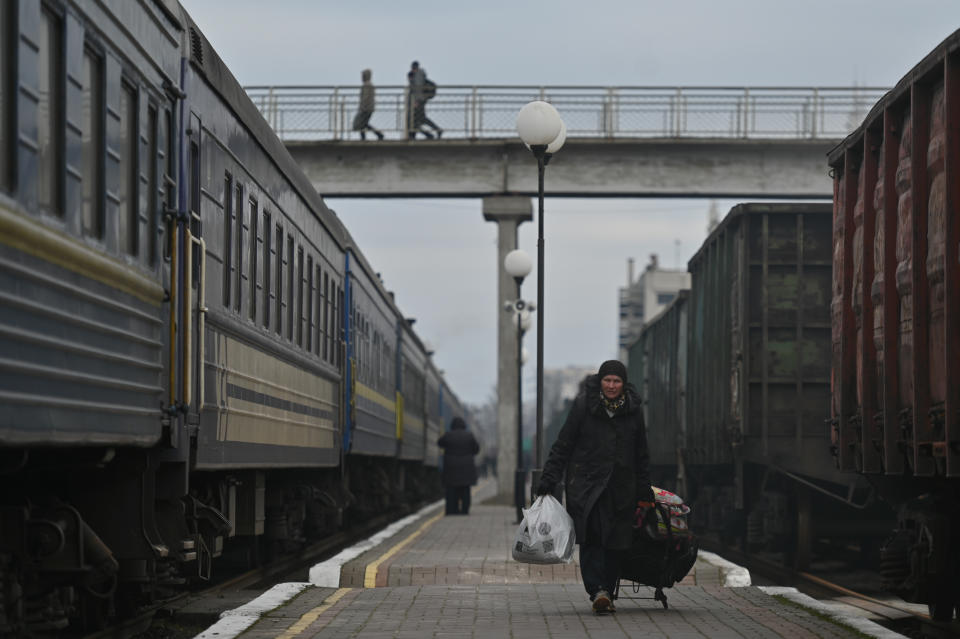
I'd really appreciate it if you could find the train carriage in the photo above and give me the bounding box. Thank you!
[628,290,689,494]
[0,2,464,634]
[398,322,429,463]
[424,363,444,468]
[827,28,960,620]
[682,204,890,553]
[344,245,399,458]
[188,26,346,472]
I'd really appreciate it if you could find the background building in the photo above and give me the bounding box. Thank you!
[618,254,690,361]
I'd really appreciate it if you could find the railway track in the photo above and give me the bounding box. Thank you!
[699,536,959,638]
[78,508,416,639]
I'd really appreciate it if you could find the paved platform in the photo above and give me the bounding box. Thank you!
[194,485,906,639]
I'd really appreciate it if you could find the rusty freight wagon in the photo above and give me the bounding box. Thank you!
[685,203,891,565]
[828,29,960,621]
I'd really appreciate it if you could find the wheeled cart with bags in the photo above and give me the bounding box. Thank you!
[615,487,698,609]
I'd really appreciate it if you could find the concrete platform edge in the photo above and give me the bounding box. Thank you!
[697,549,752,586]
[308,498,444,586]
[193,582,312,639]
[759,586,909,639]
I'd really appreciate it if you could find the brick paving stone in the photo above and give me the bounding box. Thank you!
[225,502,892,638]
[239,583,872,638]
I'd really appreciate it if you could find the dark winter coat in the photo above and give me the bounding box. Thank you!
[538,375,655,550]
[438,427,479,487]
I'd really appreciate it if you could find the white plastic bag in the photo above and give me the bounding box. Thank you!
[511,495,576,564]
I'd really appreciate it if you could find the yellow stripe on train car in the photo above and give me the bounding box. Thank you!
[354,382,398,414]
[402,413,424,435]
[0,203,164,306]
[396,391,403,439]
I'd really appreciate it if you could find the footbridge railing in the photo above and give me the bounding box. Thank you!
[244,85,887,142]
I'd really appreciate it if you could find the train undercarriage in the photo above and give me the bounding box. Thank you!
[0,447,440,636]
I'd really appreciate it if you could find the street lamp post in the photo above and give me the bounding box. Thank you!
[504,249,533,524]
[516,102,566,498]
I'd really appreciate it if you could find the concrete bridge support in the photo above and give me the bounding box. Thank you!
[483,196,533,502]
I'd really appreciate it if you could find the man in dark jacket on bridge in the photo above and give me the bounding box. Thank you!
[535,360,655,614]
[438,417,480,515]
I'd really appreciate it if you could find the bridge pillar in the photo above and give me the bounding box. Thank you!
[483,196,533,502]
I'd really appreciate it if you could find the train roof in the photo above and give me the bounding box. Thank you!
[687,202,832,269]
[175,3,349,247]
[341,225,413,325]
[828,27,960,166]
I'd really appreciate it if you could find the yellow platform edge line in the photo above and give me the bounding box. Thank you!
[363,510,445,588]
[276,587,352,639]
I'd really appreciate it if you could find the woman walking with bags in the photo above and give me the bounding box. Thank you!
[535,360,656,614]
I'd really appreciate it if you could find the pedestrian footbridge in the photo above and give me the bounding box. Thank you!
[245,85,886,199]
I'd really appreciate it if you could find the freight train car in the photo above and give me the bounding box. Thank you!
[627,291,688,494]
[0,1,462,634]
[827,28,960,621]
[646,204,894,571]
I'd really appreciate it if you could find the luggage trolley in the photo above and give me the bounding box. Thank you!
[614,487,698,610]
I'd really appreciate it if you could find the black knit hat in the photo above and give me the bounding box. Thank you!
[450,417,467,430]
[598,360,627,384]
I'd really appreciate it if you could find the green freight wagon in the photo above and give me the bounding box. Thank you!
[685,203,888,561]
[628,291,688,494]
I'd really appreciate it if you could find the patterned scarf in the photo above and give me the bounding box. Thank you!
[600,394,626,415]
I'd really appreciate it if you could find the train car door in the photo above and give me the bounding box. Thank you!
[184,112,207,426]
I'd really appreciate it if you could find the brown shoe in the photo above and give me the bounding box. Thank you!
[592,590,611,613]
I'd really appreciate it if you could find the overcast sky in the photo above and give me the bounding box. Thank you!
[181,1,960,406]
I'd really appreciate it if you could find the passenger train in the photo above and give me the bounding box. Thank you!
[0,0,464,634]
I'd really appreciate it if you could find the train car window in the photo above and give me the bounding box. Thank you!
[0,0,12,191]
[81,47,104,238]
[364,319,371,381]
[188,134,200,272]
[275,225,283,335]
[249,197,258,321]
[234,183,243,313]
[186,129,201,284]
[263,212,272,328]
[322,271,329,361]
[364,318,370,379]
[38,6,64,217]
[222,172,233,307]
[336,285,343,367]
[275,224,286,336]
[162,108,174,260]
[286,234,294,340]
[373,331,380,388]
[147,105,159,266]
[306,255,314,352]
[118,80,138,256]
[296,245,304,346]
[313,264,324,356]
[356,312,363,377]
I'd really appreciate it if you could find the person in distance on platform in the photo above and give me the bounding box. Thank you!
[352,69,384,141]
[535,360,656,614]
[438,417,480,515]
[406,61,442,139]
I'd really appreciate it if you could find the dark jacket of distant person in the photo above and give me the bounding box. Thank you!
[438,418,480,487]
[537,374,655,550]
